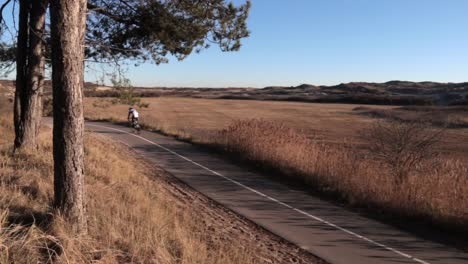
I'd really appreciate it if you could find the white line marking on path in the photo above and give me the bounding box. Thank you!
[88,123,431,264]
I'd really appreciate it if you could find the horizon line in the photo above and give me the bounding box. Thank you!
[2,78,468,89]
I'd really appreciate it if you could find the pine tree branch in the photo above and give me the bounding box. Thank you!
[0,0,13,25]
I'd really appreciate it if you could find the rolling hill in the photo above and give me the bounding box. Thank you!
[2,79,468,105]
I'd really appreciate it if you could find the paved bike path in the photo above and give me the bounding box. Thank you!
[86,121,468,264]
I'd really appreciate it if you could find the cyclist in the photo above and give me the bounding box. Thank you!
[128,107,139,125]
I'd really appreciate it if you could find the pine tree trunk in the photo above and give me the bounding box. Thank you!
[13,0,47,150]
[50,0,88,233]
[13,0,29,149]
[18,0,47,149]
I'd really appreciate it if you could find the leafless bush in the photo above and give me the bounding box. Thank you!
[364,120,444,184]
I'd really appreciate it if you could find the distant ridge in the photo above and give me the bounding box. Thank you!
[2,79,468,106]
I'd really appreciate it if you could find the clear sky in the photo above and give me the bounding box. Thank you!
[3,0,468,87]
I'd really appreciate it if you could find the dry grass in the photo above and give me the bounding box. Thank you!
[1,98,316,263]
[354,105,468,129]
[84,97,391,144]
[83,97,468,233]
[216,119,468,231]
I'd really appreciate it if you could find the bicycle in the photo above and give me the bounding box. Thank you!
[129,118,141,134]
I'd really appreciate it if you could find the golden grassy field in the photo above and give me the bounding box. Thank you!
[0,97,319,263]
[85,97,468,156]
[85,97,391,143]
[84,97,468,233]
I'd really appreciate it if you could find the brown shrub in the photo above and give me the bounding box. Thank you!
[363,120,444,184]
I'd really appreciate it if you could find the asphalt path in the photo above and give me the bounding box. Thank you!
[85,121,468,264]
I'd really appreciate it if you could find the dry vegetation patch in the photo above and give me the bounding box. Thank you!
[214,119,468,233]
[354,105,468,128]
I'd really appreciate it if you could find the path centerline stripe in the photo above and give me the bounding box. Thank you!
[87,123,431,264]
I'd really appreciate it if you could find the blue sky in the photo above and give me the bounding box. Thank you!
[123,0,468,87]
[3,0,468,87]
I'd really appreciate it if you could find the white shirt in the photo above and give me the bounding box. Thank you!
[129,109,139,118]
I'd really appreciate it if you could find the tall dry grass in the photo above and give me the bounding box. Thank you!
[0,108,284,263]
[215,119,468,231]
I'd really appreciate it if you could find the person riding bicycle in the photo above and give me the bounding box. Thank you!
[128,107,139,124]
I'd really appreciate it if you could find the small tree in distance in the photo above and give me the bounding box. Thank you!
[109,73,135,104]
[108,73,145,107]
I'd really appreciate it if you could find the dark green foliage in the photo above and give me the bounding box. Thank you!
[0,43,15,76]
[86,0,251,64]
[1,0,250,68]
